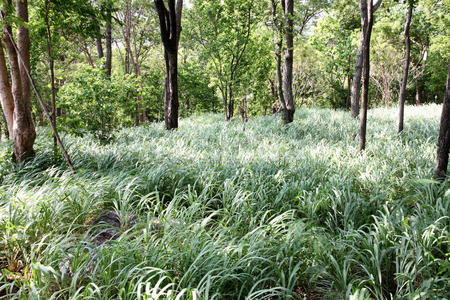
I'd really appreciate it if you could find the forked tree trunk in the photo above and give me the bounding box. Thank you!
[398,4,413,133]
[282,0,295,124]
[2,1,36,162]
[155,0,182,130]
[434,60,450,180]
[351,0,382,119]
[359,0,374,151]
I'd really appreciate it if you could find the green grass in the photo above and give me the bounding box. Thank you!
[0,105,448,299]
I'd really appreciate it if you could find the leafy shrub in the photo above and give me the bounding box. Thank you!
[58,65,141,139]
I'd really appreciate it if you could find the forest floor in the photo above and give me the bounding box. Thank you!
[0,105,448,299]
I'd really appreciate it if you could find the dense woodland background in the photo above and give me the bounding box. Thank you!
[0,0,449,299]
[0,0,447,136]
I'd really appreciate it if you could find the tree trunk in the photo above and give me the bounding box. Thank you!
[105,3,112,77]
[351,0,381,119]
[415,80,424,105]
[398,4,413,133]
[226,80,234,121]
[16,0,30,107]
[282,0,295,124]
[2,2,36,162]
[359,0,374,152]
[0,41,14,137]
[434,60,450,180]
[164,50,179,129]
[272,0,285,110]
[93,14,104,59]
[155,0,183,130]
[45,0,57,149]
[346,74,352,111]
[351,34,364,118]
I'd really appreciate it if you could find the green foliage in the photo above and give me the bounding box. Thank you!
[58,64,141,139]
[0,105,448,299]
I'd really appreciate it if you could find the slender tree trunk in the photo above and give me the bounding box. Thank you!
[282,0,295,124]
[93,14,104,60]
[415,80,424,105]
[45,0,57,149]
[398,4,413,133]
[0,41,14,136]
[359,0,374,151]
[271,0,285,110]
[226,77,234,121]
[351,0,382,118]
[434,60,450,180]
[105,3,112,77]
[276,42,285,109]
[346,74,352,111]
[351,34,364,118]
[155,0,183,130]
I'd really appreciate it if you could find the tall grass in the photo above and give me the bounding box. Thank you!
[0,105,448,299]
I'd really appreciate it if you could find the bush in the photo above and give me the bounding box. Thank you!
[58,65,141,139]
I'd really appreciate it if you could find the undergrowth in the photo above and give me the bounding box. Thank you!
[0,105,448,299]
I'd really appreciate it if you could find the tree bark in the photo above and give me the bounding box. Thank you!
[16,0,30,107]
[2,2,36,162]
[93,15,104,59]
[0,41,14,137]
[346,74,352,111]
[155,0,182,130]
[352,0,382,118]
[271,0,285,110]
[226,81,234,121]
[282,0,295,124]
[434,60,450,180]
[351,34,364,118]
[96,34,104,59]
[415,80,424,105]
[105,3,112,77]
[398,4,413,133]
[163,50,179,129]
[45,0,57,149]
[359,0,374,151]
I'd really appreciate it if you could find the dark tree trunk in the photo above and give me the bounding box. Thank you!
[96,37,104,59]
[346,74,352,111]
[352,0,382,119]
[155,0,183,130]
[398,4,413,133]
[94,14,104,59]
[351,34,364,118]
[415,80,424,105]
[226,82,234,121]
[164,50,179,129]
[105,3,112,77]
[282,0,295,124]
[359,0,374,151]
[434,60,450,180]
